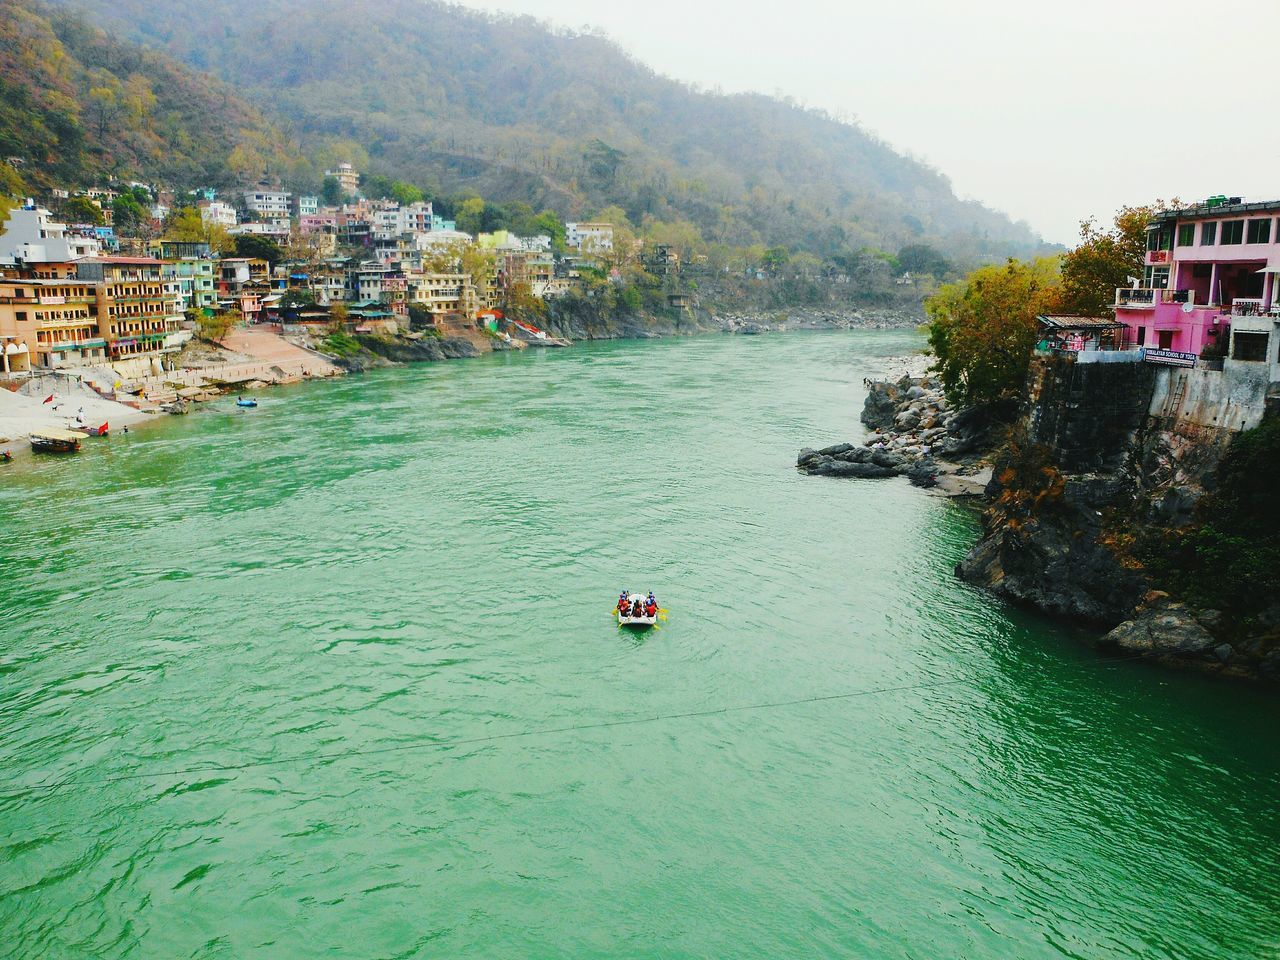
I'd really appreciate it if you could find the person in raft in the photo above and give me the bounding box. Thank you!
[617,593,630,616]
[644,594,658,618]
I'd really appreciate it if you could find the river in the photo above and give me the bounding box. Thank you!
[1,330,1277,958]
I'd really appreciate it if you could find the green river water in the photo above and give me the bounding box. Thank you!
[1,331,1278,959]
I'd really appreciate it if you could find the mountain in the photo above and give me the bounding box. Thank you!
[47,0,1046,263]
[0,0,304,193]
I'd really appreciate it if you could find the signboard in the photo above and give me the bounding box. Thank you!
[1141,348,1197,368]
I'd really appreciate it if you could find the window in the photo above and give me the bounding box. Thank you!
[1136,326,1147,346]
[1158,330,1175,350]
[1221,220,1244,244]
[1201,222,1217,245]
[1177,223,1195,246]
[1232,332,1269,361]
[1246,219,1271,244]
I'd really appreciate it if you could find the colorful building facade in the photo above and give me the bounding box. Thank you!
[1114,199,1280,358]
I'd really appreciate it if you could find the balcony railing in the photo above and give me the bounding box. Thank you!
[1114,287,1197,308]
[1230,298,1280,317]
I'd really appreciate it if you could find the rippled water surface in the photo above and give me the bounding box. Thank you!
[2,331,1278,959]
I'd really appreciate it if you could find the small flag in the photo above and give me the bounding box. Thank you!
[42,394,54,404]
[98,422,109,434]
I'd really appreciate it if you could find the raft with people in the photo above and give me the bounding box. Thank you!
[616,591,662,629]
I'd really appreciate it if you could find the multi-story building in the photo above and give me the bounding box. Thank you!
[0,202,102,263]
[230,220,291,242]
[200,200,238,228]
[1114,198,1280,359]
[294,195,319,217]
[162,259,218,314]
[0,275,105,371]
[325,163,360,197]
[566,222,614,254]
[406,272,480,321]
[75,257,186,374]
[242,189,292,220]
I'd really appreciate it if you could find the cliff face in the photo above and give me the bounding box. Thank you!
[957,354,1279,680]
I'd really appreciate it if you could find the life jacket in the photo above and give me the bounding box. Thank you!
[644,603,657,616]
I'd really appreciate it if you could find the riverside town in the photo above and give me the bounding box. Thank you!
[3,1,1280,957]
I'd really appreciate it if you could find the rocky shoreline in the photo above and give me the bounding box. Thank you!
[796,369,997,497]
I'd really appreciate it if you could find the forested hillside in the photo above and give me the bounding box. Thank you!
[50,0,1047,264]
[0,0,303,192]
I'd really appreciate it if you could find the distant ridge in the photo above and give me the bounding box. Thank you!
[45,0,1046,262]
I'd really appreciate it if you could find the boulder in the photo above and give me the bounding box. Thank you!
[1103,594,1218,657]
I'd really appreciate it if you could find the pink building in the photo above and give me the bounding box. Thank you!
[1114,198,1280,359]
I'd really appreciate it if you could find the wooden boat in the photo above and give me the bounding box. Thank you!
[616,592,659,629]
[30,429,89,454]
[83,422,109,437]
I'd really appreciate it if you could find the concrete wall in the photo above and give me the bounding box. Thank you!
[1151,362,1271,433]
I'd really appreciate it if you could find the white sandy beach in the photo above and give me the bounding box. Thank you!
[0,380,150,453]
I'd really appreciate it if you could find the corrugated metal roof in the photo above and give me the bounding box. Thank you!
[1037,315,1125,330]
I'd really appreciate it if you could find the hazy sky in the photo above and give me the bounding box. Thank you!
[455,0,1280,245]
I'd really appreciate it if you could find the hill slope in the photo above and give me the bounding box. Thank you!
[50,0,1045,261]
[0,0,304,192]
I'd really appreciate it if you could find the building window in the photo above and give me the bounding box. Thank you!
[1177,223,1195,246]
[1221,220,1244,245]
[1136,326,1147,346]
[1158,330,1175,350]
[1200,222,1217,245]
[1233,332,1269,361]
[1246,219,1271,244]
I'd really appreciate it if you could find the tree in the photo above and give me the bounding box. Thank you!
[321,175,342,207]
[64,195,104,225]
[533,210,566,253]
[234,234,284,267]
[281,288,317,308]
[407,302,434,331]
[166,207,208,241]
[926,257,1063,406]
[454,196,486,235]
[327,302,349,335]
[1058,204,1166,318]
[111,194,147,235]
[761,246,791,274]
[896,243,950,278]
[196,309,239,342]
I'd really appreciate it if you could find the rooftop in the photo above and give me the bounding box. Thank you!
[1037,314,1126,330]
[1155,198,1280,223]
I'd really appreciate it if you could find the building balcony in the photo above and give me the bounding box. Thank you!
[1230,298,1280,318]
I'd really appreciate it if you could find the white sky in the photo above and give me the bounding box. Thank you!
[454,0,1280,245]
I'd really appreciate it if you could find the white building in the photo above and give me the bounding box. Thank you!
[242,189,291,220]
[0,201,102,263]
[295,195,319,217]
[566,222,614,253]
[229,221,290,241]
[200,200,238,228]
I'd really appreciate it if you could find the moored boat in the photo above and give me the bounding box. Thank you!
[30,429,89,454]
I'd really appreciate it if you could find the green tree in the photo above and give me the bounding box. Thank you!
[1058,204,1166,318]
[321,175,343,206]
[234,234,284,267]
[111,194,147,235]
[196,309,239,342]
[455,196,486,235]
[926,257,1063,406]
[64,195,104,225]
[532,210,566,252]
[281,288,317,308]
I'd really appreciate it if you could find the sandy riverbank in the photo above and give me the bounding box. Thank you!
[0,380,151,457]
